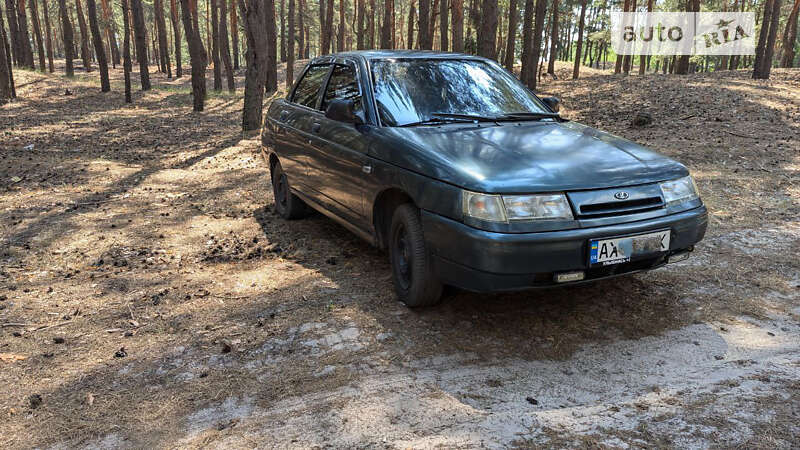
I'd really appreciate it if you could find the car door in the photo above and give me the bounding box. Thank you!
[273,63,332,195]
[307,62,371,224]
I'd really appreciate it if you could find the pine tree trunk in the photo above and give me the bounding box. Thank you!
[368,0,375,48]
[451,0,462,52]
[286,0,294,86]
[100,0,120,66]
[753,0,773,78]
[477,0,497,58]
[181,0,206,109]
[41,0,54,71]
[526,0,545,89]
[17,0,35,68]
[231,0,239,69]
[572,0,586,79]
[546,0,557,74]
[58,0,74,75]
[170,0,182,76]
[297,0,304,57]
[241,0,267,128]
[131,0,150,89]
[4,0,20,66]
[75,0,92,71]
[520,0,533,83]
[780,0,800,67]
[319,0,325,53]
[218,0,234,90]
[418,0,430,49]
[357,0,365,48]
[325,0,334,54]
[381,0,393,48]
[210,0,221,89]
[503,0,517,70]
[406,0,415,49]
[0,1,14,102]
[439,0,448,51]
[28,0,45,71]
[155,0,172,77]
[279,0,285,61]
[122,0,132,101]
[338,0,345,51]
[757,0,782,78]
[86,0,110,90]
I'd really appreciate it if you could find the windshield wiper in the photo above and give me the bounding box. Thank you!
[397,116,475,127]
[497,112,562,121]
[431,112,501,122]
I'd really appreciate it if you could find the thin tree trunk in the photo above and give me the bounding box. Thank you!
[121,0,131,100]
[520,0,533,83]
[338,0,345,51]
[356,0,364,48]
[287,0,294,86]
[368,0,375,48]
[477,0,496,58]
[28,0,45,71]
[439,0,447,51]
[181,0,206,109]
[170,0,182,76]
[297,0,304,57]
[155,0,172,77]
[572,0,586,79]
[504,0,517,70]
[451,0,462,52]
[757,0,782,78]
[219,0,234,90]
[131,0,150,89]
[418,0,430,49]
[17,0,34,67]
[86,0,110,90]
[4,0,20,66]
[546,0,557,74]
[231,0,239,69]
[0,1,14,102]
[615,0,629,74]
[241,0,267,128]
[210,0,221,89]
[381,0,393,48]
[41,0,54,71]
[407,0,415,49]
[58,0,74,75]
[325,0,334,54]
[279,0,285,61]
[780,0,800,67]
[319,0,325,53]
[639,0,652,74]
[527,0,546,89]
[74,0,92,70]
[100,0,120,65]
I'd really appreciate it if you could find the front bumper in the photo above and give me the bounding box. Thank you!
[422,205,708,292]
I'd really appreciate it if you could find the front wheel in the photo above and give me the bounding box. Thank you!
[389,204,443,307]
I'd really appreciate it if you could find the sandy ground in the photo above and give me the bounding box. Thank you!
[1,61,799,449]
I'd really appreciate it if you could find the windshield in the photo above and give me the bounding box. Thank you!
[370,59,550,127]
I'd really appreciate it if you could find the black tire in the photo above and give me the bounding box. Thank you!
[271,161,307,220]
[389,204,443,307]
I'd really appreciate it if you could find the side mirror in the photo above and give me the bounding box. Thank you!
[542,96,560,113]
[325,99,362,124]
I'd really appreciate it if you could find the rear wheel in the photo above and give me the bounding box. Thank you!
[271,161,307,220]
[389,204,443,307]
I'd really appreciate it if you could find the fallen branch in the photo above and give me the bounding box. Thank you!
[1,323,36,328]
[723,130,757,139]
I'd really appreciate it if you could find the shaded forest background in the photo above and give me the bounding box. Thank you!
[1,0,799,125]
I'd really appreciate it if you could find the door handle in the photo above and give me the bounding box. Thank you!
[279,110,289,120]
[362,164,372,174]
[311,123,321,133]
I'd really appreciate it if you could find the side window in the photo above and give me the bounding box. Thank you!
[321,64,362,115]
[291,64,331,108]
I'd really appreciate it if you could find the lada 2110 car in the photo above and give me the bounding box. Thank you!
[261,51,708,307]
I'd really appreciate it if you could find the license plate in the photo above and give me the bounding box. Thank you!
[589,230,670,266]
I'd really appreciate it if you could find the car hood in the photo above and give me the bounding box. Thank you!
[368,121,688,193]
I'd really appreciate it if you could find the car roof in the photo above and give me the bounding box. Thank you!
[309,50,489,64]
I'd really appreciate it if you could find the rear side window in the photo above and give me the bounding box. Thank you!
[292,64,330,108]
[321,64,362,114]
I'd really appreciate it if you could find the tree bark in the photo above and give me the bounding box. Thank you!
[615,0,629,74]
[210,0,221,90]
[406,0,415,49]
[4,0,20,66]
[526,0,546,89]
[756,0,782,78]
[520,0,533,83]
[241,0,267,129]
[100,0,120,66]
[297,0,304,57]
[325,0,334,54]
[381,0,393,48]
[477,0,497,58]
[0,1,14,102]
[368,0,375,48]
[181,0,206,109]
[439,0,447,51]
[28,0,45,71]
[74,0,92,71]
[753,0,773,78]
[218,0,234,90]
[356,0,364,48]
[122,0,132,101]
[287,0,294,86]
[451,0,462,52]
[16,0,35,68]
[279,0,285,61]
[86,0,110,90]
[131,0,150,88]
[155,0,172,77]
[418,0,430,49]
[780,0,800,67]
[503,0,517,70]
[170,0,183,76]
[231,0,239,69]
[546,0,558,75]
[572,0,586,79]
[338,0,345,51]
[58,0,75,75]
[41,0,54,71]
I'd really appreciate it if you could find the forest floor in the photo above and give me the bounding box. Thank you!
[1,61,799,449]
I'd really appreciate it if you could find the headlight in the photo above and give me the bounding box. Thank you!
[660,176,699,206]
[462,191,573,222]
